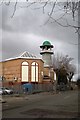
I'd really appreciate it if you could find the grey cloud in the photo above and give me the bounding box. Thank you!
[2,3,77,44]
[0,2,78,71]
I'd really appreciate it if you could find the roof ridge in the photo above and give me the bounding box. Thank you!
[19,51,28,57]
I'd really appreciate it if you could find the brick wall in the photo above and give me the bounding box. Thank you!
[0,58,44,85]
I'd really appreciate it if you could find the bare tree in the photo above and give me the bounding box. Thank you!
[53,53,76,84]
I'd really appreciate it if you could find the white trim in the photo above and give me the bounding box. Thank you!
[0,57,44,63]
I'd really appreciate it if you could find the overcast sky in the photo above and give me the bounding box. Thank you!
[0,2,79,73]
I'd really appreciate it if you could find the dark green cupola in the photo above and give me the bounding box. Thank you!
[40,40,53,48]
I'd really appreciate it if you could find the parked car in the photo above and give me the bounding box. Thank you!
[1,87,13,95]
[0,88,7,95]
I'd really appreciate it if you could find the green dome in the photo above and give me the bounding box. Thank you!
[40,40,53,48]
[43,41,51,46]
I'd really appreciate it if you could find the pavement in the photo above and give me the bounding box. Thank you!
[0,90,70,104]
[2,90,79,118]
[0,97,6,103]
[2,91,57,101]
[2,91,56,111]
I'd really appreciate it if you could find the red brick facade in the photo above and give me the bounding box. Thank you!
[0,58,44,83]
[0,58,55,91]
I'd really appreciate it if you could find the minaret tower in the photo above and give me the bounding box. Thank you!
[40,41,54,67]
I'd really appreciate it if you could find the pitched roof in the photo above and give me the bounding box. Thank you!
[18,51,37,58]
[1,51,43,62]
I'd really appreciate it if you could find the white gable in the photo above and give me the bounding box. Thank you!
[19,51,36,58]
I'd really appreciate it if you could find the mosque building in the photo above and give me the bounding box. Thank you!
[0,41,55,91]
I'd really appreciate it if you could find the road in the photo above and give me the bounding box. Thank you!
[1,90,79,119]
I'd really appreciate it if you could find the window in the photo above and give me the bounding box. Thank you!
[31,62,38,82]
[22,62,29,82]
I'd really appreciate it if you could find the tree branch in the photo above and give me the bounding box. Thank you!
[11,0,17,18]
[1,0,79,33]
[42,1,48,14]
[48,0,57,17]
[20,2,36,8]
[48,14,80,29]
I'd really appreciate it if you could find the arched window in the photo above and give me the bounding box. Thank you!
[22,62,29,82]
[31,62,38,82]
